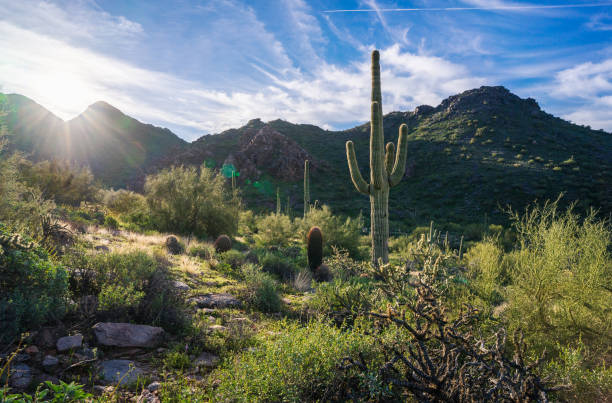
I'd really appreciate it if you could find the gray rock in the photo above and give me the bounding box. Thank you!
[56,334,83,352]
[194,351,219,368]
[36,326,66,349]
[42,355,59,368]
[137,389,161,403]
[195,293,241,309]
[98,360,145,387]
[9,363,32,389]
[173,280,190,291]
[95,245,109,252]
[93,323,164,348]
[208,325,227,332]
[147,381,161,392]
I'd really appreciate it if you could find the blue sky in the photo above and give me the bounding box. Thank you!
[1,0,612,141]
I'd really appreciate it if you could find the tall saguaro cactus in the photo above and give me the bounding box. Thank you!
[346,50,409,265]
[304,159,310,217]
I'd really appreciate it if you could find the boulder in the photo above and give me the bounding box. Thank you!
[194,293,240,309]
[93,323,164,348]
[56,334,83,352]
[98,360,145,387]
[173,280,190,291]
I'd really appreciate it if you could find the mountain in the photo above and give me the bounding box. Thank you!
[2,87,611,228]
[0,94,187,187]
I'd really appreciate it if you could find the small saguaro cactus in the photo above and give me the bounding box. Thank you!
[304,159,310,217]
[346,50,409,266]
[307,226,323,272]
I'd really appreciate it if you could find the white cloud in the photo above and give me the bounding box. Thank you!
[586,13,612,31]
[551,59,612,131]
[0,0,485,140]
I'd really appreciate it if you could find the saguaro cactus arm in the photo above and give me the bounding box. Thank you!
[389,123,409,187]
[385,142,395,175]
[346,141,370,195]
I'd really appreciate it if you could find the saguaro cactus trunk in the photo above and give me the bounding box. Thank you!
[346,50,409,266]
[304,159,310,217]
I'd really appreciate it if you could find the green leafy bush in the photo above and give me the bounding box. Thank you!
[260,252,297,281]
[22,159,100,206]
[145,165,239,238]
[241,263,282,313]
[0,228,68,342]
[102,188,147,215]
[187,242,215,259]
[465,239,507,304]
[504,201,612,353]
[98,283,145,315]
[255,213,294,247]
[212,320,380,402]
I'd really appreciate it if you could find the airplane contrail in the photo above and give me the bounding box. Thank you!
[323,2,612,13]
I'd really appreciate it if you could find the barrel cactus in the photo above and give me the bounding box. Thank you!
[345,50,409,265]
[307,226,323,272]
[214,234,232,253]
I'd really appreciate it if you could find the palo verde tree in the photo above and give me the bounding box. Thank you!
[345,50,408,265]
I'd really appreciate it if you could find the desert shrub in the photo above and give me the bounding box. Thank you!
[22,159,100,206]
[145,165,239,238]
[187,242,215,259]
[293,269,313,292]
[241,263,282,313]
[465,239,507,304]
[298,205,362,257]
[326,247,369,281]
[0,227,69,342]
[308,278,376,324]
[103,215,118,230]
[239,210,258,235]
[163,349,191,371]
[255,213,294,247]
[102,188,146,215]
[219,250,244,270]
[260,252,297,281]
[165,235,184,254]
[504,200,612,353]
[63,250,186,329]
[212,320,380,402]
[98,283,144,316]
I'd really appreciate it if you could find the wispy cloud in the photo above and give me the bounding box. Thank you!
[324,2,612,13]
[586,13,612,30]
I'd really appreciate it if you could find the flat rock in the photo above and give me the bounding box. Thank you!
[93,323,164,348]
[98,360,145,387]
[194,351,219,368]
[42,355,59,368]
[9,363,32,389]
[195,293,240,309]
[147,381,161,392]
[57,334,83,352]
[208,325,227,332]
[173,280,190,291]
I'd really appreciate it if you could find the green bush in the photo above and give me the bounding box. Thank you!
[64,250,186,329]
[260,252,297,281]
[22,159,100,206]
[241,263,282,313]
[187,242,215,259]
[298,205,362,257]
[308,278,376,324]
[103,215,118,229]
[145,165,239,238]
[212,320,380,402]
[219,250,244,270]
[465,239,507,304]
[102,188,147,215]
[255,213,294,247]
[0,228,68,342]
[504,200,612,353]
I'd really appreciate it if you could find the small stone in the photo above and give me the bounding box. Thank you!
[25,346,39,354]
[9,363,32,389]
[42,355,59,368]
[194,293,241,309]
[147,381,161,392]
[137,389,161,403]
[57,334,83,352]
[194,351,219,368]
[208,325,227,332]
[199,308,216,314]
[95,245,109,252]
[156,347,166,353]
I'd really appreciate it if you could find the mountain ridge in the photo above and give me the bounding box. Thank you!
[2,87,610,227]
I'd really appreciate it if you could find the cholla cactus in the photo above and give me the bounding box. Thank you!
[345,50,408,265]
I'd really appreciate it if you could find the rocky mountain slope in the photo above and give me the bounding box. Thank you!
[3,87,611,227]
[0,94,186,187]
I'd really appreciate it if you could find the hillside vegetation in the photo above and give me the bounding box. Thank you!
[0,79,610,401]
